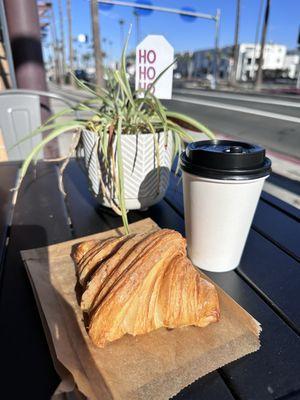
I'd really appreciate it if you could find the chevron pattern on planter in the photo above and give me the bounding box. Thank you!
[81,130,174,210]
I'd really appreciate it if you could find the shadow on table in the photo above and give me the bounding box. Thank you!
[0,225,60,398]
[138,167,170,210]
[0,223,104,399]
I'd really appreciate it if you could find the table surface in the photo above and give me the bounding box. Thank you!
[0,160,299,400]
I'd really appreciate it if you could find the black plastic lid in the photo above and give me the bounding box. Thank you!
[180,140,271,180]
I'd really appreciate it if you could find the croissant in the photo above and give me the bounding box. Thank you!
[72,229,220,347]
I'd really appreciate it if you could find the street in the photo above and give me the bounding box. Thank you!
[50,83,300,208]
[51,83,300,159]
[168,87,300,159]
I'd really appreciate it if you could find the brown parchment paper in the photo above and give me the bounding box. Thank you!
[21,218,261,400]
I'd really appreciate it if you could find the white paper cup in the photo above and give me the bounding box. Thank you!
[180,140,271,272]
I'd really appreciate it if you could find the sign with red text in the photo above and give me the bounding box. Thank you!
[135,35,174,99]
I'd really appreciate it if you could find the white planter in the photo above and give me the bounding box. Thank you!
[81,129,174,210]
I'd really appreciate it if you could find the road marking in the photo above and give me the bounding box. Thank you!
[174,89,300,108]
[173,95,300,124]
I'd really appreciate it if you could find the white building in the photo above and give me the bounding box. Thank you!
[179,43,292,82]
[282,51,300,79]
[236,43,286,81]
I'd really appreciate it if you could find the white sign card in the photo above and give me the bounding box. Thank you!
[135,35,174,99]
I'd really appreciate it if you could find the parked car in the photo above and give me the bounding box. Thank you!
[74,69,90,82]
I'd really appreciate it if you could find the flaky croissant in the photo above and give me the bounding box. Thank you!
[72,229,220,347]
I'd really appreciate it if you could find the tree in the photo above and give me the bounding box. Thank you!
[91,0,104,88]
[58,0,66,78]
[255,0,271,90]
[82,52,92,69]
[119,19,125,53]
[67,0,75,86]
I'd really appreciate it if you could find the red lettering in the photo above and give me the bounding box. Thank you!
[147,66,156,80]
[139,66,147,80]
[138,49,147,63]
[147,50,156,63]
[138,82,147,90]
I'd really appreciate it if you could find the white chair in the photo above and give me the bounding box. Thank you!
[0,89,74,160]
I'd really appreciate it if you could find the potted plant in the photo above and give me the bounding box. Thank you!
[16,37,214,233]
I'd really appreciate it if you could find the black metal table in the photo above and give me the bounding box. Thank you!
[0,160,299,400]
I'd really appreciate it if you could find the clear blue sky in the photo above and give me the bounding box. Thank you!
[49,0,300,64]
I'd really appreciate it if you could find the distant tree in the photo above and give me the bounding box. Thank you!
[82,52,92,69]
[255,0,271,90]
[91,0,104,88]
[67,0,75,86]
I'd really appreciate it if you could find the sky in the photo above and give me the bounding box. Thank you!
[47,0,300,65]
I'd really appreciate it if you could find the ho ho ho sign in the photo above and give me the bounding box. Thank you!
[135,35,174,99]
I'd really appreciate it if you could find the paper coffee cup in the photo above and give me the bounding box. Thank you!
[180,140,271,272]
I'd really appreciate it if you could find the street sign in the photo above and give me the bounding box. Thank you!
[180,7,197,22]
[134,0,153,15]
[135,35,174,99]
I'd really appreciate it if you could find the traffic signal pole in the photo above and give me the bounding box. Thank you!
[98,0,220,89]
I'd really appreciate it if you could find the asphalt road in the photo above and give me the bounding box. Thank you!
[166,88,300,159]
[50,83,300,159]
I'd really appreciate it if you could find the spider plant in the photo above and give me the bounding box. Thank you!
[15,31,214,233]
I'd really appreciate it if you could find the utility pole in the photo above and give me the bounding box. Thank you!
[91,0,104,88]
[102,37,107,66]
[133,10,140,47]
[231,0,240,85]
[119,18,125,52]
[255,0,271,90]
[212,9,220,90]
[66,0,75,86]
[58,0,66,79]
[297,26,300,90]
[108,40,113,67]
[250,0,264,80]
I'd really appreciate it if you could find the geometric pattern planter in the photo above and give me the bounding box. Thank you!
[81,129,174,210]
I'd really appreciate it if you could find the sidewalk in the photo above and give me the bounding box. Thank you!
[176,79,300,96]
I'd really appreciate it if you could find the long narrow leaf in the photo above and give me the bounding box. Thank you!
[137,59,177,110]
[115,116,129,234]
[9,120,83,150]
[166,111,215,139]
[40,106,76,127]
[120,25,132,97]
[166,120,194,141]
[114,70,135,108]
[71,72,102,97]
[16,122,85,188]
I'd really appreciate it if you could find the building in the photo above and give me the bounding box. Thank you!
[282,50,300,79]
[174,52,194,78]
[175,43,296,82]
[236,43,286,81]
[192,47,233,80]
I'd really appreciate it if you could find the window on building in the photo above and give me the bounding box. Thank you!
[247,58,252,65]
